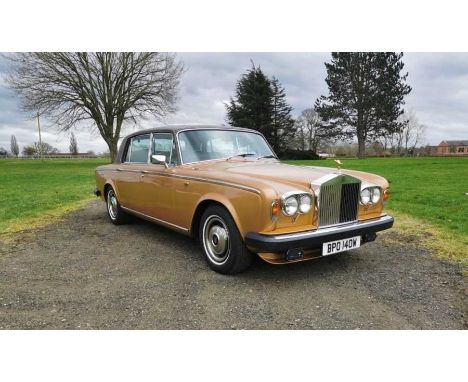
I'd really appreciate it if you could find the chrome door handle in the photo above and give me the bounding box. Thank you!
[116,168,123,172]
[141,170,149,174]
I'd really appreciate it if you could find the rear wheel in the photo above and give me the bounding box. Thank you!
[106,187,128,225]
[199,205,252,274]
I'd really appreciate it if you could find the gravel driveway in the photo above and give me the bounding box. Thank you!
[0,200,466,329]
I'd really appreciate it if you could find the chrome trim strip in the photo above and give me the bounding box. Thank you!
[121,206,189,233]
[172,175,260,194]
[114,169,261,194]
[173,173,261,194]
[100,166,261,194]
[269,215,393,241]
[114,168,143,173]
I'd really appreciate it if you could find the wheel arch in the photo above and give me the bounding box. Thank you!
[103,180,119,200]
[190,195,243,238]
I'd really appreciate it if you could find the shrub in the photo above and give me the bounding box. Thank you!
[277,149,321,160]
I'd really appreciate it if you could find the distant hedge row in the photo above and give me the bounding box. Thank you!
[277,149,321,160]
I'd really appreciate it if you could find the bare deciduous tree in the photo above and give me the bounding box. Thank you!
[69,132,78,155]
[391,110,426,155]
[402,110,426,154]
[5,53,184,161]
[10,135,19,157]
[294,108,329,153]
[34,142,59,155]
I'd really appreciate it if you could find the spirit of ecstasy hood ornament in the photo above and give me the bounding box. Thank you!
[334,159,343,171]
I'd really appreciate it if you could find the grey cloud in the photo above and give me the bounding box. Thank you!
[0,53,467,153]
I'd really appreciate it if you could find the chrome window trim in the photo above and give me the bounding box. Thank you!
[124,133,151,164]
[175,128,278,166]
[150,132,175,167]
[147,133,153,164]
[123,136,133,163]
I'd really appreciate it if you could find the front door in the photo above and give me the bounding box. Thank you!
[138,133,178,223]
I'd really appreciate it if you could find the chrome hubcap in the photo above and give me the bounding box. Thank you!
[203,215,230,264]
[107,190,118,220]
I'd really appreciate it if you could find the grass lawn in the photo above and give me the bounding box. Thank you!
[1,156,466,264]
[286,157,468,264]
[0,159,108,236]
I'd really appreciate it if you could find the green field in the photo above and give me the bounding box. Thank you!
[1,157,467,262]
[286,157,468,263]
[286,157,468,237]
[0,159,108,235]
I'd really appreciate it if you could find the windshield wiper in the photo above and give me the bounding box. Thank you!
[257,154,277,160]
[226,153,256,161]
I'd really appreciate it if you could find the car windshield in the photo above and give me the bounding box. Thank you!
[178,129,276,164]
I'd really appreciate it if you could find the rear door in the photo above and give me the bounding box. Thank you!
[115,134,150,210]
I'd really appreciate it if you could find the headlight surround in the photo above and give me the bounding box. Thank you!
[360,187,381,205]
[280,192,313,216]
[360,188,371,205]
[282,196,299,216]
[371,187,381,203]
[298,194,312,214]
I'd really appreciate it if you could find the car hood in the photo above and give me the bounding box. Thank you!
[183,159,388,195]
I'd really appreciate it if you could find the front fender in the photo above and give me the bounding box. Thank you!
[192,191,263,237]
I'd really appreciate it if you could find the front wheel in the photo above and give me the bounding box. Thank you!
[199,205,252,274]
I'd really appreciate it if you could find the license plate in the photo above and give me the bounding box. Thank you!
[322,236,361,256]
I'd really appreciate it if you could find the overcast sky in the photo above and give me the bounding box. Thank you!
[0,52,467,153]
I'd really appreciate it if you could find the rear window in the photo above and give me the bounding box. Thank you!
[124,134,150,163]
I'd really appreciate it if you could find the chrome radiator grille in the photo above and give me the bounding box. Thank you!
[318,177,360,227]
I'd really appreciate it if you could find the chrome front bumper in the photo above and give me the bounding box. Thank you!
[244,215,394,252]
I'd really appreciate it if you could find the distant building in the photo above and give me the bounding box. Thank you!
[436,140,468,156]
[318,152,336,158]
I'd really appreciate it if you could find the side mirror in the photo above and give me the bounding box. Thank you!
[151,154,168,168]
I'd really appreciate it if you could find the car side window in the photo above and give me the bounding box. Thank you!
[152,133,178,166]
[125,134,150,163]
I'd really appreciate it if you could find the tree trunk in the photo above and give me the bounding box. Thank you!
[357,131,366,158]
[108,140,118,163]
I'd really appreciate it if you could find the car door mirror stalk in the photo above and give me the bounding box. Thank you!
[151,154,169,168]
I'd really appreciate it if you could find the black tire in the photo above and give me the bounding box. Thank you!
[199,205,252,274]
[105,186,128,225]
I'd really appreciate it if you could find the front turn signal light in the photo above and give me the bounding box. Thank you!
[271,201,281,221]
[383,188,390,203]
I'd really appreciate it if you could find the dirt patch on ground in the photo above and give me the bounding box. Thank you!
[0,200,466,329]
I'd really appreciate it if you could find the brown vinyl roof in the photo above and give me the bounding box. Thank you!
[123,124,254,139]
[115,124,257,163]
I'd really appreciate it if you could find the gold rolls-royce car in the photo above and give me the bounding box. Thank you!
[94,125,393,274]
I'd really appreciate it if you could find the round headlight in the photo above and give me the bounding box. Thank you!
[283,196,298,216]
[298,194,312,213]
[360,188,371,205]
[371,187,381,203]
